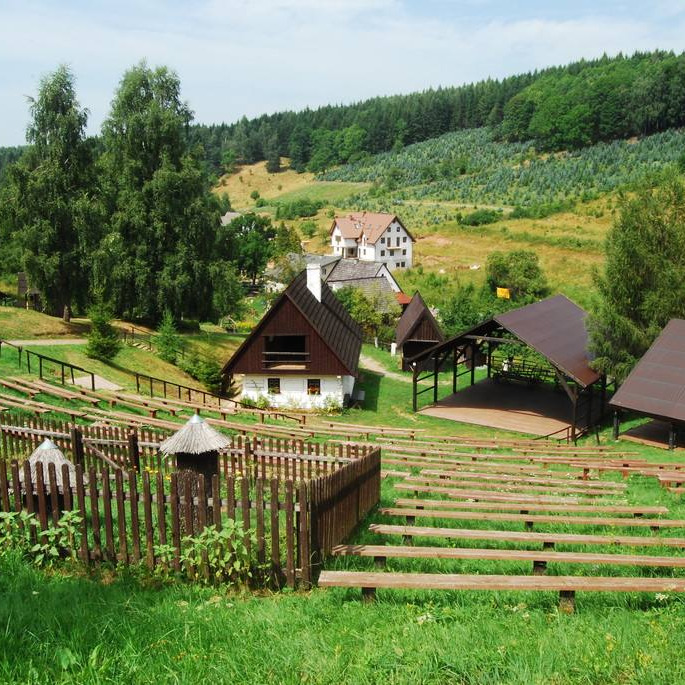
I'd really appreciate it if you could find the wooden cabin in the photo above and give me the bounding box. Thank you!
[222,265,363,409]
[395,291,444,371]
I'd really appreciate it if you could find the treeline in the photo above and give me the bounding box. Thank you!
[190,50,685,175]
[500,51,685,150]
[0,64,298,324]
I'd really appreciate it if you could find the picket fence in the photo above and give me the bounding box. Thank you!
[0,417,381,586]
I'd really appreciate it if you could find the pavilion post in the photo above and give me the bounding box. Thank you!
[669,423,676,451]
[570,389,578,444]
[600,376,607,421]
[470,342,476,386]
[433,354,439,404]
[412,364,418,413]
[587,385,594,429]
[612,410,620,440]
[452,347,458,394]
[487,342,492,379]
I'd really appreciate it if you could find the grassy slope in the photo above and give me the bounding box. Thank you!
[0,307,90,339]
[211,162,613,308]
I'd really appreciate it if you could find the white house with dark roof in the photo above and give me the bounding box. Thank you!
[222,265,363,410]
[330,212,414,270]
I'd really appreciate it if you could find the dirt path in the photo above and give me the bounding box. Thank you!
[359,353,411,383]
[6,338,87,346]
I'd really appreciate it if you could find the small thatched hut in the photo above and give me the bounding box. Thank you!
[20,438,77,513]
[159,414,231,500]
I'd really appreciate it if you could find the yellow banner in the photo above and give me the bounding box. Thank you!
[496,287,511,299]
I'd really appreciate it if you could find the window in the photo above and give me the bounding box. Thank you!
[403,236,407,243]
[380,237,385,244]
[402,261,406,267]
[402,249,406,255]
[267,378,281,394]
[396,226,400,232]
[396,238,400,247]
[380,250,385,256]
[307,379,321,395]
[264,335,307,368]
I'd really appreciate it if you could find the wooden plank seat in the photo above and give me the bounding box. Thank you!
[331,544,685,571]
[369,524,685,549]
[317,571,685,610]
[377,437,638,457]
[9,377,101,405]
[394,498,669,516]
[402,475,621,497]
[0,378,40,398]
[383,454,584,476]
[312,420,422,438]
[395,483,587,504]
[112,391,233,419]
[658,473,685,488]
[419,469,617,489]
[0,392,61,417]
[377,435,626,452]
[379,507,685,530]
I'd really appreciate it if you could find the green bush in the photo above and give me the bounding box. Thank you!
[459,208,502,226]
[274,198,323,220]
[86,303,121,361]
[179,354,223,394]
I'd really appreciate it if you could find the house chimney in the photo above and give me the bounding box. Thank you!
[306,263,322,302]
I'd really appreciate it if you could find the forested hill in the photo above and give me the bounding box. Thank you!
[191,50,685,175]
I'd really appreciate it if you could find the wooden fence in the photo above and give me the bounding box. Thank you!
[0,417,381,586]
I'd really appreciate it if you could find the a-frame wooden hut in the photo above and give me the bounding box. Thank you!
[395,292,444,371]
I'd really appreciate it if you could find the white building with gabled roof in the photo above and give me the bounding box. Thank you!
[330,212,414,271]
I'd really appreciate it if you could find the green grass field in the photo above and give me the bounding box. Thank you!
[2,466,685,684]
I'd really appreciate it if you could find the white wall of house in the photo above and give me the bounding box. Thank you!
[330,226,358,257]
[241,374,356,409]
[331,219,413,270]
[373,219,413,271]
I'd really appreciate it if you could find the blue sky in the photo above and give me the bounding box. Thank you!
[0,0,684,146]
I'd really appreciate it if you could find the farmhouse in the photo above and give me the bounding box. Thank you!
[408,295,607,439]
[395,291,444,371]
[222,265,362,409]
[330,212,414,270]
[610,318,685,449]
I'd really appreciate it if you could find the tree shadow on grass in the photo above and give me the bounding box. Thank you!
[356,370,382,412]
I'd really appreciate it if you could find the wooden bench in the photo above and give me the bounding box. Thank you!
[318,571,685,611]
[395,483,586,504]
[369,523,685,549]
[402,475,620,497]
[383,454,583,476]
[12,377,101,406]
[332,543,685,573]
[393,498,669,517]
[419,469,616,489]
[379,507,685,530]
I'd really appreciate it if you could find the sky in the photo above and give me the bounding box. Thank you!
[1,0,684,146]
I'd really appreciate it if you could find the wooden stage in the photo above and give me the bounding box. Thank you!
[621,420,680,450]
[419,379,579,437]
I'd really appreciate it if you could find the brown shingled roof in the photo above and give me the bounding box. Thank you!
[609,319,685,422]
[222,270,363,377]
[395,291,444,347]
[331,212,414,245]
[408,294,599,388]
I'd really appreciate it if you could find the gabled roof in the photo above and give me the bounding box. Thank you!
[408,294,600,388]
[395,291,444,346]
[610,319,685,422]
[331,212,414,245]
[326,259,384,281]
[222,270,363,377]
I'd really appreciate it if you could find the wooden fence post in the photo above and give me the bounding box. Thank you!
[70,426,84,466]
[128,430,140,471]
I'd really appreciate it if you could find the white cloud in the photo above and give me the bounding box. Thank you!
[0,1,684,144]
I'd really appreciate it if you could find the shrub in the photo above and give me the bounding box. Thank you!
[178,354,223,394]
[274,198,323,220]
[459,208,502,226]
[86,303,120,361]
[250,190,260,201]
[156,309,180,364]
[300,220,317,239]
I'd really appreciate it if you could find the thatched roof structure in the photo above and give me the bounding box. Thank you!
[159,414,232,455]
[21,438,76,489]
